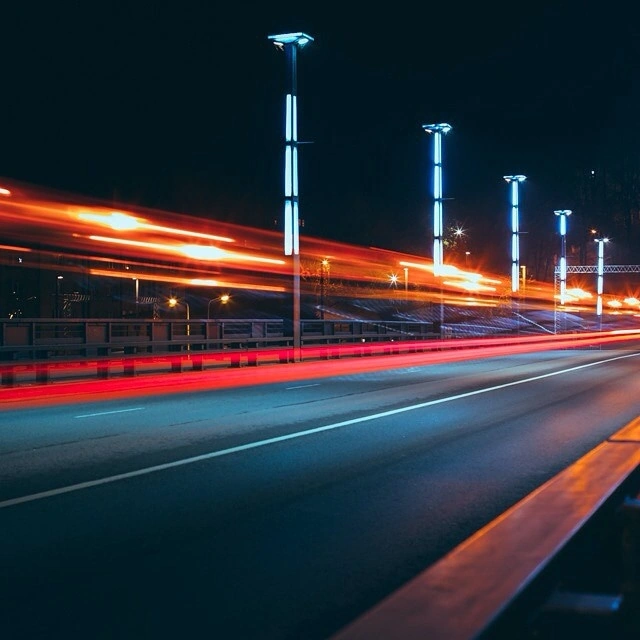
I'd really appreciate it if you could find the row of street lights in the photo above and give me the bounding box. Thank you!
[426,128,610,316]
[268,31,613,352]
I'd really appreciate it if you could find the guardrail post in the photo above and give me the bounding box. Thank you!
[124,358,135,376]
[36,363,49,384]
[1,367,14,387]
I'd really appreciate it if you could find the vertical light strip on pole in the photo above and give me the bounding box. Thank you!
[268,32,313,361]
[595,237,608,316]
[504,175,526,293]
[422,123,451,275]
[554,209,572,305]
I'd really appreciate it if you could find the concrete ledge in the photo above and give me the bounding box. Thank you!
[332,418,640,640]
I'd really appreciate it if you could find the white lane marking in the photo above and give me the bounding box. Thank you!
[286,383,321,390]
[75,407,145,419]
[3,352,638,510]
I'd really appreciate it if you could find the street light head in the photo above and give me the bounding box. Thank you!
[168,297,177,308]
[554,209,572,216]
[504,175,526,183]
[268,32,314,48]
[594,237,609,243]
[422,123,452,135]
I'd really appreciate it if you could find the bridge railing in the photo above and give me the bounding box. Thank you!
[0,318,440,385]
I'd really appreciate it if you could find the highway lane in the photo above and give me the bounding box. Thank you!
[2,345,640,639]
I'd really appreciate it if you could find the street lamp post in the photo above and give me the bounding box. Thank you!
[554,209,572,306]
[504,175,526,293]
[55,275,63,318]
[595,237,609,323]
[169,296,190,349]
[422,123,452,275]
[133,278,139,314]
[269,31,314,362]
[320,258,329,320]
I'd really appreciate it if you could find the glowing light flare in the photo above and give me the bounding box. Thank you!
[624,297,640,306]
[77,210,235,243]
[190,278,284,292]
[565,288,592,300]
[608,300,623,308]
[442,279,497,292]
[399,260,434,273]
[78,211,140,230]
[88,235,284,267]
[0,187,11,196]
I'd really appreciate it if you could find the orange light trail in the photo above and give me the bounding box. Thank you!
[0,178,564,306]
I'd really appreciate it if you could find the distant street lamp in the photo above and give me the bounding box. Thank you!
[169,296,190,348]
[133,277,139,312]
[595,237,609,319]
[320,258,329,320]
[269,31,314,362]
[504,175,526,293]
[55,275,63,318]
[422,123,452,275]
[554,209,572,305]
[207,294,230,319]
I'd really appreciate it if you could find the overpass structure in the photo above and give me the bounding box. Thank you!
[553,264,640,333]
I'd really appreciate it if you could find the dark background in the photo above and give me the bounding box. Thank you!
[1,1,638,273]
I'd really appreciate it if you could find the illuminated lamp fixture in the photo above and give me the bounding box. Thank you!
[422,123,452,275]
[554,209,572,305]
[504,175,526,293]
[594,237,609,317]
[268,31,314,362]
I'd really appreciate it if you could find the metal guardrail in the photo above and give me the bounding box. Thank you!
[0,318,440,386]
[2,320,638,388]
[0,318,438,360]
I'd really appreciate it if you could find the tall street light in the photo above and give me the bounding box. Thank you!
[269,31,314,362]
[504,175,526,293]
[595,237,609,320]
[422,123,452,275]
[169,296,190,349]
[554,209,572,305]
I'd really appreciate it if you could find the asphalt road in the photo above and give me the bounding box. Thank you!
[2,345,640,639]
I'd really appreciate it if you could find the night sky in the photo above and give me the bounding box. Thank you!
[1,2,638,270]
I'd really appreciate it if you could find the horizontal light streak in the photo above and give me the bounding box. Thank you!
[78,211,235,243]
[86,268,285,292]
[0,243,32,253]
[89,235,284,267]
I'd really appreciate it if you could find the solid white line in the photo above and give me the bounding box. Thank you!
[2,352,638,509]
[286,383,321,390]
[75,407,145,418]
